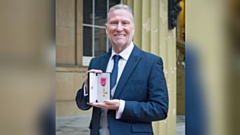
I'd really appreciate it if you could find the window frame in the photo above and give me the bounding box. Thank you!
[82,0,114,66]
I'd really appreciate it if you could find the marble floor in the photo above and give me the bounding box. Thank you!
[56,115,185,135]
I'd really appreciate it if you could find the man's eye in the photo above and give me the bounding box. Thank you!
[122,21,129,25]
[110,22,118,25]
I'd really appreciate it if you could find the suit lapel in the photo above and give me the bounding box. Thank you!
[113,46,142,99]
[99,51,111,72]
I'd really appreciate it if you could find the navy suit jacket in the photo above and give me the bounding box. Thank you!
[76,45,168,135]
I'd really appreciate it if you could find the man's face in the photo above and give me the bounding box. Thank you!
[105,9,134,50]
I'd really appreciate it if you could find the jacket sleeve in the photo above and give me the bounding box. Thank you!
[120,57,169,122]
[75,84,92,110]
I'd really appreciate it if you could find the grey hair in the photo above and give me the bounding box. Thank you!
[107,4,134,23]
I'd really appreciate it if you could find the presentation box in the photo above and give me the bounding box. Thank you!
[89,72,111,103]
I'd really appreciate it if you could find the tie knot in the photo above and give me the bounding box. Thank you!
[113,55,121,63]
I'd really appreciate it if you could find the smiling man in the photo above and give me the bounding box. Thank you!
[105,7,134,53]
[76,4,169,135]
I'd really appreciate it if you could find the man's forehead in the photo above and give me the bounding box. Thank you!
[110,8,129,12]
[108,9,133,20]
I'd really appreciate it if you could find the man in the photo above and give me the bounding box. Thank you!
[76,4,168,135]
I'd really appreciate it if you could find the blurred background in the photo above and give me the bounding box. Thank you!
[0,0,55,135]
[186,0,240,134]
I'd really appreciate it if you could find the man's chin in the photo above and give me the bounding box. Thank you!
[113,42,126,47]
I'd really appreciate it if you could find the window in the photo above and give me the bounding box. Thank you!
[82,0,121,66]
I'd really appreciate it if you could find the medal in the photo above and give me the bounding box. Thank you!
[100,77,107,97]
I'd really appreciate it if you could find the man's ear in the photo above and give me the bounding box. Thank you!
[105,23,108,35]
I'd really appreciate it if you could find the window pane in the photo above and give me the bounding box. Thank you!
[109,0,121,8]
[83,0,93,24]
[83,26,92,56]
[95,0,107,26]
[94,28,106,56]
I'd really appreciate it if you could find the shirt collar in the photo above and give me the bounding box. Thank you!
[111,42,134,61]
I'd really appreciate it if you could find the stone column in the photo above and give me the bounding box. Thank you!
[123,0,177,135]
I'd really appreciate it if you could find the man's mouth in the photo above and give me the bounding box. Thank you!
[114,34,126,36]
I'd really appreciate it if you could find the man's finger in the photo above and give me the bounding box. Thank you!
[103,99,112,104]
[104,99,118,105]
[88,69,103,73]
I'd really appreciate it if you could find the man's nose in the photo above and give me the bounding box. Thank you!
[116,23,124,31]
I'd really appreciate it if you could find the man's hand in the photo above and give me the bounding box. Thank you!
[84,69,102,94]
[88,99,120,110]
